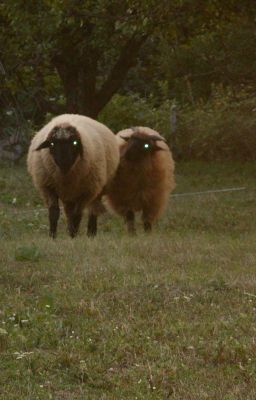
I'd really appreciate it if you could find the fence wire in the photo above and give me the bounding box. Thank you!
[0,186,248,216]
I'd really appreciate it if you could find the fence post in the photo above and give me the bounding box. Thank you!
[170,103,179,157]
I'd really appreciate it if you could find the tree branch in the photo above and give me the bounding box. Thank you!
[94,32,148,115]
[37,97,66,116]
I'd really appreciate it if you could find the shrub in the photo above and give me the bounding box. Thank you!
[176,86,256,160]
[99,86,256,161]
[99,93,173,138]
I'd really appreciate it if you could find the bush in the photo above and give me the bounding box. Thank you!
[99,93,174,137]
[176,86,256,160]
[3,85,250,162]
[99,86,256,161]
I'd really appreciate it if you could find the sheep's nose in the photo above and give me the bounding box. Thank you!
[54,156,72,174]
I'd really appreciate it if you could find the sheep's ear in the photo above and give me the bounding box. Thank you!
[35,140,51,151]
[154,143,167,151]
[153,138,168,151]
[150,135,167,143]
[119,135,130,142]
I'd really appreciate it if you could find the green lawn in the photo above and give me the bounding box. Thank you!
[1,161,256,399]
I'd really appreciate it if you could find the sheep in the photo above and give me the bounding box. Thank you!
[27,114,120,238]
[106,127,175,233]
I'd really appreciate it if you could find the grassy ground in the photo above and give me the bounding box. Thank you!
[1,160,256,399]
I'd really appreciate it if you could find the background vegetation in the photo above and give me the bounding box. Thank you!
[0,0,255,160]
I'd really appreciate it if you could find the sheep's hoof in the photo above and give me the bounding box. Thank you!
[68,228,79,238]
[87,214,97,237]
[69,232,77,239]
[143,222,152,232]
[49,231,57,239]
[87,230,97,238]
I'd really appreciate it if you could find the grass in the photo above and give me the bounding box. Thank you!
[1,160,256,399]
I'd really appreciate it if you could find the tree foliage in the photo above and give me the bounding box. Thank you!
[0,0,255,160]
[1,0,172,118]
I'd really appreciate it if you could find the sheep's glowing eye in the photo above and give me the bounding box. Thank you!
[50,142,54,147]
[144,143,150,149]
[73,140,78,146]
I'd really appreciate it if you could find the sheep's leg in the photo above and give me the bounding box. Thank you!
[87,213,97,237]
[70,211,82,237]
[43,189,60,238]
[143,221,152,232]
[64,202,82,238]
[49,205,60,238]
[87,195,106,237]
[142,210,153,233]
[125,210,136,234]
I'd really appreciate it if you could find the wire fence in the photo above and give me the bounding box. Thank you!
[0,186,248,216]
[171,186,247,198]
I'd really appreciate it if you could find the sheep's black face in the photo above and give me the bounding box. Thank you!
[123,137,163,162]
[49,137,82,174]
[36,124,83,174]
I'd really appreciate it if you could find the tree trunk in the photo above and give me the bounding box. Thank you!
[53,33,148,118]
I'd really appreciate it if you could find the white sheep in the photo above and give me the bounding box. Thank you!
[27,114,120,238]
[106,127,175,233]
